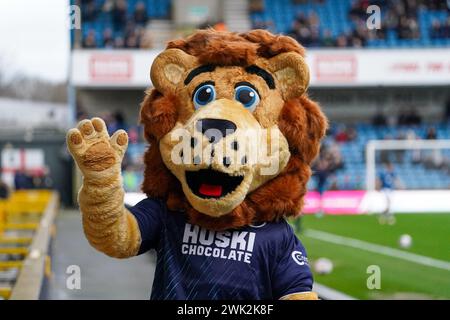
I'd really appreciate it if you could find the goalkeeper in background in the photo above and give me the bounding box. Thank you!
[377,162,402,225]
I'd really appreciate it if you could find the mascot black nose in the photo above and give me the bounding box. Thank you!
[196,118,237,143]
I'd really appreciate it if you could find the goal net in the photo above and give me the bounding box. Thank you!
[365,139,450,191]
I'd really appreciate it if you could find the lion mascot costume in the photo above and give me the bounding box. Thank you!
[67,29,327,300]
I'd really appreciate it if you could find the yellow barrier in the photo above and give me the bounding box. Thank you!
[4,222,39,230]
[0,237,32,245]
[0,287,12,299]
[0,190,59,300]
[0,247,28,255]
[0,261,23,270]
[5,190,52,216]
[9,192,59,300]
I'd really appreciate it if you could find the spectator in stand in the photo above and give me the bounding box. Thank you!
[249,0,265,13]
[336,35,349,48]
[349,0,367,20]
[81,0,99,22]
[103,28,114,48]
[83,30,97,48]
[295,12,308,26]
[425,127,438,140]
[372,110,387,126]
[126,34,139,48]
[335,125,349,143]
[134,1,149,26]
[114,36,125,48]
[346,126,358,141]
[321,29,335,47]
[112,0,128,33]
[430,20,443,39]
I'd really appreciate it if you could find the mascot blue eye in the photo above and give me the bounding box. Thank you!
[193,84,216,109]
[234,85,260,112]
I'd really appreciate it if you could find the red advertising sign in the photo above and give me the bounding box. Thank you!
[315,54,357,82]
[89,54,133,82]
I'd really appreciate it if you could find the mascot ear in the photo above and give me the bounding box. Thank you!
[150,48,198,94]
[265,52,310,100]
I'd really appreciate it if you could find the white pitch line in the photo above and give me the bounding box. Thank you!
[304,229,450,272]
[313,283,356,300]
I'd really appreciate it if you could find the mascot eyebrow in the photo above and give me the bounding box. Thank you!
[184,65,216,85]
[245,65,275,89]
[184,64,276,90]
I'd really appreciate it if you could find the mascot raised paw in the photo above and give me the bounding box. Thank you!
[67,29,327,300]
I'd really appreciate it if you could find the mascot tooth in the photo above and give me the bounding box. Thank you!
[67,29,328,300]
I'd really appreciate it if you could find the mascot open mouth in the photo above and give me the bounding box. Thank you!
[185,169,244,199]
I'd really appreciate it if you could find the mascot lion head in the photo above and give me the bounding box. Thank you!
[140,29,327,230]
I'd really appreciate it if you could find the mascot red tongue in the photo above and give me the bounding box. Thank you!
[66,29,327,300]
[199,184,222,197]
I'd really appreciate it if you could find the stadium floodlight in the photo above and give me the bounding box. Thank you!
[365,139,450,191]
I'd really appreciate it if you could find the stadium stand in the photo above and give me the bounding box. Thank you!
[309,122,450,191]
[249,0,450,48]
[75,0,450,48]
[75,0,171,48]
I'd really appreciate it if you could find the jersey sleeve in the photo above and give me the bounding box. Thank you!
[271,222,314,299]
[127,198,165,254]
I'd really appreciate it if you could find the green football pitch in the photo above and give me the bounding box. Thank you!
[292,213,450,300]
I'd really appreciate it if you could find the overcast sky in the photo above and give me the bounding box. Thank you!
[0,0,69,83]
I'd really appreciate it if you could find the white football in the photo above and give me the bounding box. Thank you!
[399,234,412,249]
[314,257,334,275]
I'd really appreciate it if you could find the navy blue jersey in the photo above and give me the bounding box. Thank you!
[129,198,313,300]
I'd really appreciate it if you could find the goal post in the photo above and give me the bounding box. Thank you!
[365,139,450,191]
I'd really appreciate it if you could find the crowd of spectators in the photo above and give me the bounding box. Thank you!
[250,0,450,48]
[430,17,450,39]
[80,0,153,49]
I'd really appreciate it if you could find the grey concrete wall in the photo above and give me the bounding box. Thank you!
[309,86,449,124]
[77,86,449,125]
[77,89,146,126]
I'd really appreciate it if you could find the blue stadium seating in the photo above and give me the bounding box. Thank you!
[309,123,450,190]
